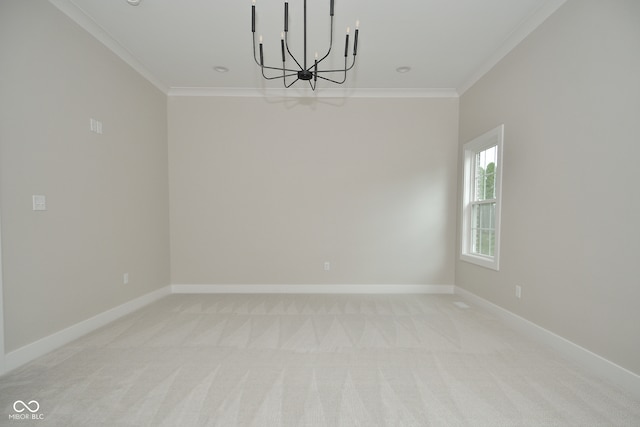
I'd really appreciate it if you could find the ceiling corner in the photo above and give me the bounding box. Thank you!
[48,0,169,94]
[457,0,568,96]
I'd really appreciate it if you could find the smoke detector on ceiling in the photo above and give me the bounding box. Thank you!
[126,0,141,5]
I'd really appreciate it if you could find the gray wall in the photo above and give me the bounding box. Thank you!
[0,0,170,352]
[168,96,459,286]
[456,0,640,375]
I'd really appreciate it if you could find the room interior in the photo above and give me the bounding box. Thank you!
[0,0,639,423]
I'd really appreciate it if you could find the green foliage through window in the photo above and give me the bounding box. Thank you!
[475,162,495,201]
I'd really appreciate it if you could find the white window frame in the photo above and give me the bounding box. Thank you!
[460,124,504,270]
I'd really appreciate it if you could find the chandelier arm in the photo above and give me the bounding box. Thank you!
[282,2,304,71]
[284,33,304,71]
[284,78,300,88]
[281,64,287,87]
[315,17,335,66]
[263,64,300,73]
[316,74,346,84]
[252,34,262,67]
[316,57,348,84]
[262,68,299,80]
[316,55,357,74]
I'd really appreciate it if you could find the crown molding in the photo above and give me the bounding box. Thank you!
[457,0,567,96]
[168,87,459,99]
[48,0,169,94]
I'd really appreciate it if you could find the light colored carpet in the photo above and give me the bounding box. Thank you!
[1,294,639,426]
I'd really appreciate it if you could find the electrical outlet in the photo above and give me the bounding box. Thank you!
[324,262,331,271]
[123,273,129,284]
[515,285,522,299]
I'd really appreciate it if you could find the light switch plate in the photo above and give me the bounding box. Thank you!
[32,195,46,211]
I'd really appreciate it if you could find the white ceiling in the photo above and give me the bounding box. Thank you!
[49,0,566,96]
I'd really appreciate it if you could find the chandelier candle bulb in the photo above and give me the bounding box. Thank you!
[252,1,256,32]
[259,36,264,65]
[284,2,289,32]
[344,27,350,57]
[353,26,359,55]
[281,33,285,62]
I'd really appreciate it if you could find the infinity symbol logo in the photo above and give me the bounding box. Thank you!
[13,400,40,413]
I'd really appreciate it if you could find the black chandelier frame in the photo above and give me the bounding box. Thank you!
[251,0,359,90]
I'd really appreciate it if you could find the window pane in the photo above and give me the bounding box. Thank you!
[471,202,495,256]
[474,146,497,201]
[477,230,495,256]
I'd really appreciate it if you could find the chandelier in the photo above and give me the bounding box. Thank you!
[251,0,360,90]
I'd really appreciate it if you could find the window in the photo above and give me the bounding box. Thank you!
[461,125,504,270]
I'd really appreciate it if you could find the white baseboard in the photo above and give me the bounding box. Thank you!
[3,286,171,374]
[455,286,640,400]
[171,284,455,294]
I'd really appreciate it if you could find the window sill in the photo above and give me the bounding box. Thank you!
[460,253,500,271]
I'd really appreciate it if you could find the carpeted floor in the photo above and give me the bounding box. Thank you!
[1,294,639,426]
